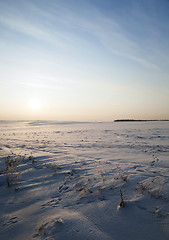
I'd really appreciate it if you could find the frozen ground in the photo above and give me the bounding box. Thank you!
[0,121,169,240]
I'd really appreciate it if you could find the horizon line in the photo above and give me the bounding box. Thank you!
[0,119,169,123]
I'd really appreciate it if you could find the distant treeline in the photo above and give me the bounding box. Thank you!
[114,119,169,122]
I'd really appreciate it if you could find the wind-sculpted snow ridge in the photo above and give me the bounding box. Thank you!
[27,121,92,127]
[0,121,169,239]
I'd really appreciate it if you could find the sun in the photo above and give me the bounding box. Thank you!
[29,98,41,111]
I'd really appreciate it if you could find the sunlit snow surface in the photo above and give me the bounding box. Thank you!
[0,121,169,240]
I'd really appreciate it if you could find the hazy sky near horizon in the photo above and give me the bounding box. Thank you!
[0,0,169,121]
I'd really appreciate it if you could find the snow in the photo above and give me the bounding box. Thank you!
[0,121,169,240]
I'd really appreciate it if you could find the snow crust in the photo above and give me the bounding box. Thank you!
[0,121,169,239]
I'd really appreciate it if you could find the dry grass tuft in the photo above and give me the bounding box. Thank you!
[5,154,21,187]
[120,189,126,207]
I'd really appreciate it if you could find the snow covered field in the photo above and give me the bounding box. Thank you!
[0,121,169,240]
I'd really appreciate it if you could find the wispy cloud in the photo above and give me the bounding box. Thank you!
[0,14,65,48]
[43,2,161,70]
[0,0,167,71]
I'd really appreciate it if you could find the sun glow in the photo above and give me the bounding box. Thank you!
[29,98,41,111]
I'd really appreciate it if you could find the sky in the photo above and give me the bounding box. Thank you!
[0,0,169,121]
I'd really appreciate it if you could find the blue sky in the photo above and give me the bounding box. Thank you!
[0,0,169,121]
